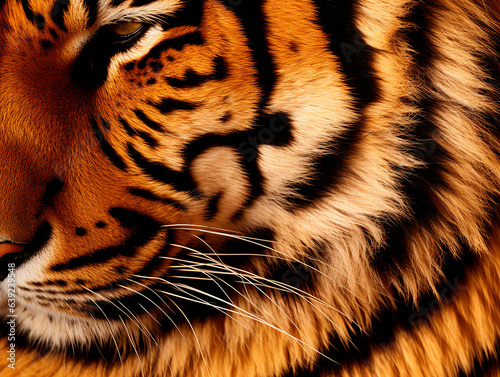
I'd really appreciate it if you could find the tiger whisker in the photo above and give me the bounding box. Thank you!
[163,275,214,281]
[157,290,214,377]
[173,263,285,334]
[118,283,175,322]
[118,315,146,377]
[88,283,174,374]
[166,243,368,342]
[136,302,162,326]
[190,234,263,316]
[88,314,110,364]
[79,284,165,359]
[87,298,126,376]
[178,240,309,341]
[169,260,354,338]
[158,282,299,337]
[168,227,389,299]
[125,278,191,346]
[95,254,343,336]
[161,239,364,348]
[165,255,343,318]
[127,275,252,374]
[162,223,243,235]
[166,252,355,324]
[158,272,314,352]
[155,284,339,365]
[134,274,254,332]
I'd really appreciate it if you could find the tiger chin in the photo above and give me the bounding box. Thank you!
[1,0,500,376]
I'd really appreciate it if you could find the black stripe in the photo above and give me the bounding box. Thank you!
[108,207,157,229]
[51,244,129,271]
[312,0,380,107]
[402,2,437,70]
[219,111,232,123]
[135,130,159,148]
[214,227,275,272]
[266,242,322,291]
[41,40,53,49]
[41,177,64,206]
[130,0,155,7]
[458,341,500,377]
[151,98,199,114]
[127,143,198,193]
[133,109,164,132]
[22,279,66,289]
[82,280,172,322]
[82,0,98,27]
[21,0,34,23]
[100,117,110,130]
[120,118,159,146]
[137,32,203,69]
[183,128,264,213]
[205,192,221,220]
[371,1,448,274]
[51,208,159,271]
[183,113,293,217]
[165,56,228,88]
[119,117,137,136]
[21,0,45,29]
[224,0,276,109]
[150,61,163,72]
[283,243,477,376]
[155,0,204,28]
[267,259,317,293]
[127,187,185,210]
[91,118,127,171]
[42,231,173,296]
[50,0,70,32]
[49,29,59,39]
[279,0,380,213]
[481,20,500,140]
[212,56,228,80]
[124,62,136,71]
[110,0,126,6]
[83,233,175,297]
[282,124,361,210]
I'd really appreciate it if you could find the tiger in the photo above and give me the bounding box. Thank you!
[1,0,500,376]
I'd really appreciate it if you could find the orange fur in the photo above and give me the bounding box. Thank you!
[0,0,499,376]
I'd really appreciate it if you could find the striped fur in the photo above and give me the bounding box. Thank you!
[0,0,499,376]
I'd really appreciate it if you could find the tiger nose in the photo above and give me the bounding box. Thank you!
[0,242,25,258]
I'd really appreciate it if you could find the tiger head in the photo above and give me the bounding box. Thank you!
[1,0,500,376]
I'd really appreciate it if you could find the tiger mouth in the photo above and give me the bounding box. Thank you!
[0,222,52,281]
[0,241,24,257]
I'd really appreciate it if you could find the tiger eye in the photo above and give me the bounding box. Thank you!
[106,22,144,37]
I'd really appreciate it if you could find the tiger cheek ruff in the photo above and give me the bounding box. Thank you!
[0,0,499,376]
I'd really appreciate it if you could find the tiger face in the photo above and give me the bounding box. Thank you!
[1,0,500,376]
[0,0,275,342]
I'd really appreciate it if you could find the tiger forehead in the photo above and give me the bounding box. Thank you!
[2,0,183,32]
